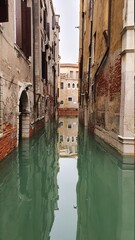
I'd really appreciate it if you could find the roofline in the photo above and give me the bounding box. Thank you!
[60,63,78,68]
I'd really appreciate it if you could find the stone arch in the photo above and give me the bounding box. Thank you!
[18,84,31,142]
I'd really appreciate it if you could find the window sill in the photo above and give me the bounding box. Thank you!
[0,24,3,33]
[14,44,31,65]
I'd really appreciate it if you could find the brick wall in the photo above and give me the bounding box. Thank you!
[58,108,78,117]
[95,53,121,133]
[0,124,17,161]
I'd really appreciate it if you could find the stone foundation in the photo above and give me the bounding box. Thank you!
[95,126,134,157]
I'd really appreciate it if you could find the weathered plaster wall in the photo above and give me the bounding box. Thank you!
[0,0,32,160]
[58,64,79,114]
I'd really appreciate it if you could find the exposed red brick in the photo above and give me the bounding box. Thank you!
[0,124,17,161]
[96,55,121,98]
[58,108,78,117]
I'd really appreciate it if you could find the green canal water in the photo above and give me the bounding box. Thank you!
[0,118,134,240]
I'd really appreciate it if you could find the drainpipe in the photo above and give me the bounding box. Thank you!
[32,0,36,109]
[88,20,93,96]
[94,0,112,101]
[79,0,84,107]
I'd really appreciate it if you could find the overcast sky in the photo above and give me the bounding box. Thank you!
[53,0,80,64]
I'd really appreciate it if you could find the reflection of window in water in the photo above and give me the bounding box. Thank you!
[60,135,64,142]
[67,137,70,142]
[68,124,72,129]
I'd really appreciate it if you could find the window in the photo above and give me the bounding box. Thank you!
[67,137,70,142]
[88,0,93,17]
[70,71,73,78]
[60,82,64,89]
[60,100,64,104]
[91,32,96,65]
[0,0,8,22]
[52,15,56,30]
[76,71,79,79]
[68,124,72,129]
[47,22,50,40]
[68,83,70,88]
[68,97,72,102]
[16,0,31,57]
[42,51,48,80]
[43,7,47,32]
[77,83,78,88]
[72,137,74,142]
[72,83,75,88]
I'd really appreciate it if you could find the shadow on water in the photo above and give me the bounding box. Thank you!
[76,126,134,240]
[0,119,134,240]
[0,122,59,240]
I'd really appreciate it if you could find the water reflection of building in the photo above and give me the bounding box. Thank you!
[76,127,134,240]
[0,122,59,240]
[58,117,78,157]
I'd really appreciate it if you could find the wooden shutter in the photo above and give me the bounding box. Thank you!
[21,1,31,57]
[52,15,56,30]
[42,52,48,81]
[47,23,50,40]
[44,9,47,31]
[45,59,48,82]
[16,0,22,48]
[26,7,31,57]
[42,51,46,79]
[22,0,27,54]
[0,0,8,22]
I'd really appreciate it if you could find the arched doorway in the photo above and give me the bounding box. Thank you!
[19,90,30,141]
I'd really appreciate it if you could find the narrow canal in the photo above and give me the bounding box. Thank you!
[0,117,134,240]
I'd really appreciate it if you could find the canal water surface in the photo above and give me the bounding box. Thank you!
[0,117,134,240]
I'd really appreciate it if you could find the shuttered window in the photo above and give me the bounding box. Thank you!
[88,0,93,17]
[16,0,31,58]
[42,51,48,81]
[16,0,22,48]
[52,15,56,30]
[43,9,47,32]
[0,0,8,22]
[45,59,48,82]
[42,51,46,79]
[47,23,50,40]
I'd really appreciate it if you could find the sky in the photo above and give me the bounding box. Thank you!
[53,0,80,64]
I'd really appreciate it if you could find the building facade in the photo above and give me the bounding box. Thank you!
[58,117,78,157]
[79,0,134,155]
[0,0,60,160]
[58,63,79,116]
